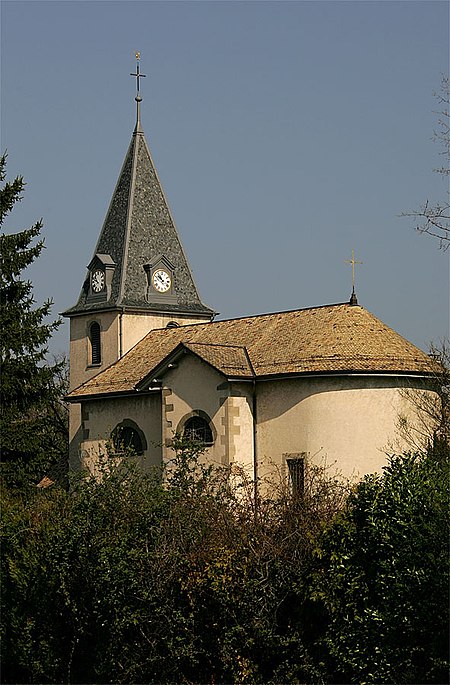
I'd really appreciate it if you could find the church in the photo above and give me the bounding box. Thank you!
[64,57,438,489]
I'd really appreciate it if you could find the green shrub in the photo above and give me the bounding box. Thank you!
[312,441,450,684]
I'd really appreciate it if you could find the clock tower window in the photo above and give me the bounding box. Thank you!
[89,322,101,365]
[143,258,178,304]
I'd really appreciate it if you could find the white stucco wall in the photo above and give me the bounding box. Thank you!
[69,311,211,393]
[227,383,255,480]
[121,312,211,354]
[69,312,121,469]
[74,354,257,479]
[256,375,435,482]
[162,354,226,467]
[69,346,437,492]
[158,355,257,486]
[78,393,162,476]
[69,311,119,392]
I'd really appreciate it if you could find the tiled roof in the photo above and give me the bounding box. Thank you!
[67,303,439,400]
[181,343,254,377]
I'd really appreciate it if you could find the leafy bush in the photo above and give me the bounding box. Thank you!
[1,439,346,684]
[312,440,450,684]
[3,438,447,684]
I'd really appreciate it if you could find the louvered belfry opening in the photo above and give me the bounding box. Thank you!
[90,322,101,365]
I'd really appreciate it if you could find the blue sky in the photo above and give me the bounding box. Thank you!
[1,0,449,356]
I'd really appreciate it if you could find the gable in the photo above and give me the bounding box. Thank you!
[136,342,253,392]
[163,352,224,416]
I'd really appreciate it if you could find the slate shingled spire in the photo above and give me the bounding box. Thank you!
[64,56,214,318]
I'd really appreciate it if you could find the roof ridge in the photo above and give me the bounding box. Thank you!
[117,129,139,305]
[137,301,354,336]
[211,301,352,323]
[184,341,248,350]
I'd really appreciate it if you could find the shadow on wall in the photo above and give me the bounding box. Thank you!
[258,375,431,422]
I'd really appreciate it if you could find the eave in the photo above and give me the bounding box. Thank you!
[65,386,161,404]
[62,303,216,319]
[227,368,439,383]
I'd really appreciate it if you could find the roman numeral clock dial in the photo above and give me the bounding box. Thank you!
[152,269,171,293]
[91,269,105,293]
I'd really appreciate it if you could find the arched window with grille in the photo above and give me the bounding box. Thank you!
[183,415,214,446]
[89,322,101,365]
[111,420,147,456]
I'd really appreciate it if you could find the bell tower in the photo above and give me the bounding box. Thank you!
[63,54,214,465]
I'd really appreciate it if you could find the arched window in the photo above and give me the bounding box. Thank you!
[183,416,214,446]
[89,322,101,365]
[166,321,180,329]
[111,420,146,456]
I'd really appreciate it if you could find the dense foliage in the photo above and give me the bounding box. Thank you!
[1,438,448,684]
[312,439,449,684]
[0,155,67,487]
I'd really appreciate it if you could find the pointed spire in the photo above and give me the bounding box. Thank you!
[130,51,146,133]
[64,59,214,320]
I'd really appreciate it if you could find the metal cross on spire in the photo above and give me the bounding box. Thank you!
[130,52,146,131]
[345,249,363,305]
[131,52,146,95]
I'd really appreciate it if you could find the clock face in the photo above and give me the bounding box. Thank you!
[91,269,105,293]
[152,269,171,293]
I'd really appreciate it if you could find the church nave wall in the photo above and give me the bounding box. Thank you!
[255,375,435,482]
[77,393,162,477]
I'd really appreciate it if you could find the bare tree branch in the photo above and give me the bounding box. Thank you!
[402,75,449,250]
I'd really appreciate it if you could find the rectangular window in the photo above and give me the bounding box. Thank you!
[285,454,305,496]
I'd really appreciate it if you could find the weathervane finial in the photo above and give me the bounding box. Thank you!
[130,51,146,132]
[345,249,363,305]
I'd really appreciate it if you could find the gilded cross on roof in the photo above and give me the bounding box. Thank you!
[130,52,146,132]
[130,52,146,97]
[345,249,362,305]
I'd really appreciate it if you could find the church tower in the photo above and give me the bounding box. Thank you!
[63,54,214,463]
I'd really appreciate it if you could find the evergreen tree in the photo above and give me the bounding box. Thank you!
[0,154,67,487]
